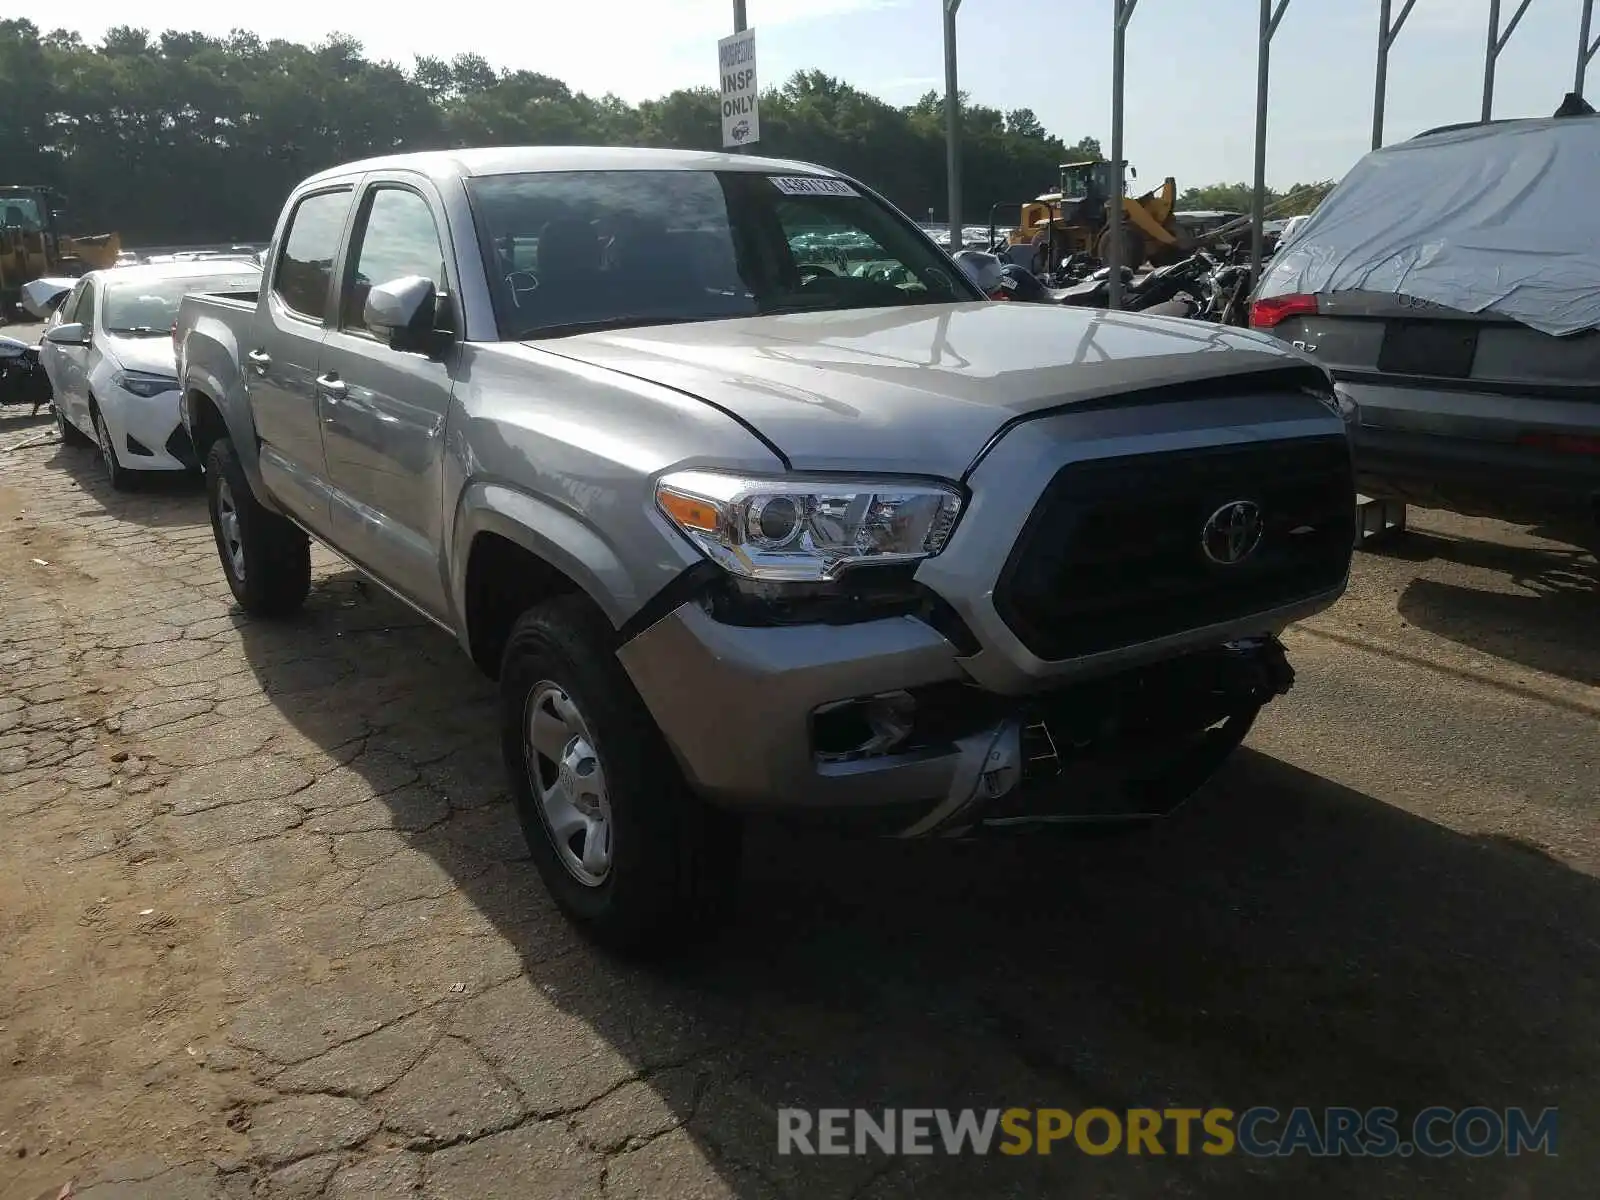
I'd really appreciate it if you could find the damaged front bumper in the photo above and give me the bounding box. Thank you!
[894,636,1294,837]
[619,596,1294,834]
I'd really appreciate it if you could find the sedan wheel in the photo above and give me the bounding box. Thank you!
[92,407,130,491]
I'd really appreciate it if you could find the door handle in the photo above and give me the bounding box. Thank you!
[246,349,271,371]
[316,373,348,399]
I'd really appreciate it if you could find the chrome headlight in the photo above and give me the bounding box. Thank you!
[656,470,964,583]
[112,370,178,398]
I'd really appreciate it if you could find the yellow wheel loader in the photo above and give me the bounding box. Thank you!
[996,161,1189,272]
[0,186,122,319]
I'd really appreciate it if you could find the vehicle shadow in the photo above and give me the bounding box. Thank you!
[1371,529,1599,688]
[232,574,1599,1199]
[42,437,207,528]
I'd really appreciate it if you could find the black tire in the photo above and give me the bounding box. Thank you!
[500,595,741,954]
[204,436,311,616]
[55,403,92,447]
[90,403,133,491]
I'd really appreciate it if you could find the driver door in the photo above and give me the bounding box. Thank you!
[316,178,459,620]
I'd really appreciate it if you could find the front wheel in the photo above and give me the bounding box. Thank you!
[204,436,311,616]
[500,595,741,954]
[90,404,132,491]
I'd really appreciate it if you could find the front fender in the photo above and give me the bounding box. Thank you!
[450,481,646,637]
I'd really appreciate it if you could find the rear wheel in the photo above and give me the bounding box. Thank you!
[500,595,741,954]
[55,404,92,447]
[204,436,310,616]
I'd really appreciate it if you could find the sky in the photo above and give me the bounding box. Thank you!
[34,0,1598,189]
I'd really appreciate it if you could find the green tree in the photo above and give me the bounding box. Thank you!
[1,22,1103,244]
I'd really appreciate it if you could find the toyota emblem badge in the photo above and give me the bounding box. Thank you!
[1201,500,1264,566]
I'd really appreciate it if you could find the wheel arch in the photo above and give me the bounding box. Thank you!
[453,483,637,678]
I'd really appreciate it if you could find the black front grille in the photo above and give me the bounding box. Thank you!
[164,425,199,469]
[995,436,1354,660]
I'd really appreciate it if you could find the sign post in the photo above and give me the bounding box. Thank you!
[718,27,760,150]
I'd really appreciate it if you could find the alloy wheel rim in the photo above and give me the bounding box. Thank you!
[524,681,613,887]
[94,412,115,476]
[215,477,245,581]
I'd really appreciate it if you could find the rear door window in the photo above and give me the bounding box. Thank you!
[273,189,353,322]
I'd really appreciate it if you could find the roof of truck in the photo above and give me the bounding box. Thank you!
[300,146,843,188]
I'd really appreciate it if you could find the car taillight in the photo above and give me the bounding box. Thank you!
[1518,432,1600,456]
[1250,293,1317,329]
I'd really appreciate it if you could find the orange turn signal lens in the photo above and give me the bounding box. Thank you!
[658,489,721,532]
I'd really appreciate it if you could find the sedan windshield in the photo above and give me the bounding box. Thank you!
[102,271,260,335]
[466,169,980,340]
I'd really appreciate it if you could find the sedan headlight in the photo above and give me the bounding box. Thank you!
[656,470,964,582]
[112,370,178,398]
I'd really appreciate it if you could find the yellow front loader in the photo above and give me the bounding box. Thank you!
[1000,161,1189,270]
[1,186,122,318]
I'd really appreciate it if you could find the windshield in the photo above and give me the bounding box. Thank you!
[102,271,260,334]
[0,195,45,231]
[466,169,979,340]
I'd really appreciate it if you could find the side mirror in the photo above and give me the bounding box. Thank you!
[364,275,450,357]
[44,322,89,347]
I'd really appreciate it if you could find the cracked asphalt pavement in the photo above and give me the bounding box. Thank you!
[0,399,1596,1199]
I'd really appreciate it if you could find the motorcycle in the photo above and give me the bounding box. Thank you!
[0,334,51,415]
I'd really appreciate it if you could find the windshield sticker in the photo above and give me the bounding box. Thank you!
[769,176,861,198]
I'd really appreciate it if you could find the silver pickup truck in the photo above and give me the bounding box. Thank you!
[177,147,1355,950]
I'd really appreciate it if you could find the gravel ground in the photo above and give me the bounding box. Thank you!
[0,399,1595,1200]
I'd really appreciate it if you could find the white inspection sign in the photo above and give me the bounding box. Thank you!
[718,28,760,149]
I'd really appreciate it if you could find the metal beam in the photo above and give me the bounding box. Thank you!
[733,1,749,153]
[1107,0,1138,309]
[944,0,963,250]
[1251,0,1291,290]
[1372,0,1418,149]
[1483,0,1536,121]
[1579,0,1600,95]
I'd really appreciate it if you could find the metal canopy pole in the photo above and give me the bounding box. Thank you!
[1578,0,1600,94]
[1251,0,1291,291]
[1372,0,1418,149]
[943,0,963,250]
[733,0,749,153]
[1108,0,1138,310]
[1483,0,1536,121]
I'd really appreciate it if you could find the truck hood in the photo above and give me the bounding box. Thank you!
[533,303,1303,477]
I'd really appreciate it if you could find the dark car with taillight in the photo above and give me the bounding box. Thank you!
[1250,110,1600,544]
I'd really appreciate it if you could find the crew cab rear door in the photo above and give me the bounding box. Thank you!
[249,185,356,533]
[315,174,460,620]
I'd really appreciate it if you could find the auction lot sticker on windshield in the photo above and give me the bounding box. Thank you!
[769,176,860,198]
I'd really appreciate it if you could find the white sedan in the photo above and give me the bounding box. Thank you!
[40,259,261,489]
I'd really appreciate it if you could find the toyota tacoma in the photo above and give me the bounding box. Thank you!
[175,148,1355,950]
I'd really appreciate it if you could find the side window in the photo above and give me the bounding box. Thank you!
[340,187,447,334]
[76,280,97,331]
[273,189,353,322]
[774,199,912,289]
[56,281,86,324]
